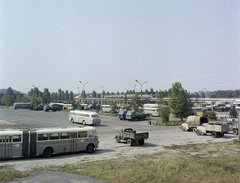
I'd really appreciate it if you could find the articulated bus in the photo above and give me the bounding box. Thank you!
[0,126,99,159]
[69,110,101,125]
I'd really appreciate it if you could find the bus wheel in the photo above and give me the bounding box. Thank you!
[83,121,86,125]
[86,144,94,153]
[43,147,53,158]
[71,118,74,123]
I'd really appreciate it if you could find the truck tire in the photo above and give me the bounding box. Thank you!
[196,130,201,136]
[138,139,144,145]
[115,137,120,143]
[211,132,218,138]
[233,130,238,135]
[127,139,133,146]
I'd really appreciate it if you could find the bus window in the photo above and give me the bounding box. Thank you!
[12,135,21,142]
[38,134,48,141]
[78,131,87,138]
[71,132,77,138]
[49,133,59,140]
[60,132,70,139]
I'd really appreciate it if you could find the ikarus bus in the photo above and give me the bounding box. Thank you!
[0,126,99,158]
[69,110,101,125]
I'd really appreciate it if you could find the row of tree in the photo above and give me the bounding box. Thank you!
[0,87,75,107]
[110,82,193,122]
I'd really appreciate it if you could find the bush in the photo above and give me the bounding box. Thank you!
[209,111,217,120]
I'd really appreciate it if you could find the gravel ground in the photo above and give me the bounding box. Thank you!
[0,116,237,183]
[2,128,237,182]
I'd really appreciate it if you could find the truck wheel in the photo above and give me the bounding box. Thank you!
[115,137,120,143]
[233,130,238,135]
[211,132,218,138]
[127,139,133,146]
[138,139,144,145]
[196,130,201,136]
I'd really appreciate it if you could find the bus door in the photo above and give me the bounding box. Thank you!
[0,136,12,158]
[78,131,88,151]
[11,134,22,157]
[70,132,78,152]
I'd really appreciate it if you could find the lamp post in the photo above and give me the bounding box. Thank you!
[131,85,136,93]
[135,80,147,101]
[79,81,89,99]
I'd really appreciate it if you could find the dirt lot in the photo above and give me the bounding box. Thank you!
[0,112,237,182]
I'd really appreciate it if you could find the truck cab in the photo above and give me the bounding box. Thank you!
[118,110,127,120]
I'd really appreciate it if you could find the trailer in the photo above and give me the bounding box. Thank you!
[195,123,229,138]
[115,128,149,146]
[125,111,150,121]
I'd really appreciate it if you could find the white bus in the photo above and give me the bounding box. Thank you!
[101,105,111,113]
[0,126,99,158]
[69,110,101,125]
[13,103,31,109]
[143,104,159,117]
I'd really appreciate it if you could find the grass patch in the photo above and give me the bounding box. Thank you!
[149,118,183,126]
[35,140,240,183]
[0,165,31,183]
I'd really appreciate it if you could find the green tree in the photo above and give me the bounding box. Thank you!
[71,101,79,110]
[130,94,142,112]
[4,87,14,106]
[15,92,22,102]
[92,90,97,98]
[229,108,237,118]
[110,102,119,114]
[157,90,171,124]
[209,111,217,120]
[168,82,193,121]
[43,88,50,101]
[69,91,74,101]
[65,90,69,101]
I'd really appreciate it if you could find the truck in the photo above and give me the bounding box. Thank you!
[118,110,127,120]
[125,111,150,121]
[181,115,208,132]
[43,105,59,112]
[195,123,229,138]
[115,128,149,146]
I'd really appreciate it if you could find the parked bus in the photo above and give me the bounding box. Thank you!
[101,105,111,113]
[69,110,101,125]
[143,104,159,117]
[13,103,31,109]
[0,126,99,158]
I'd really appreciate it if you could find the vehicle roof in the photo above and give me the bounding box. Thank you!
[0,126,96,135]
[69,110,98,115]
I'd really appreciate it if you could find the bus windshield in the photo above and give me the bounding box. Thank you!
[91,115,99,118]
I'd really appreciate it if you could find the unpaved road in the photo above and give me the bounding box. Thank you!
[0,109,237,182]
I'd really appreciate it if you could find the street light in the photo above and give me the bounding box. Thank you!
[135,80,147,101]
[200,87,206,108]
[79,81,89,92]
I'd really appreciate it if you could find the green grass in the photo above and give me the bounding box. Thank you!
[34,140,240,183]
[0,165,31,183]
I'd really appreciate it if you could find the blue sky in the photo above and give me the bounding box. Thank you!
[1,1,239,94]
